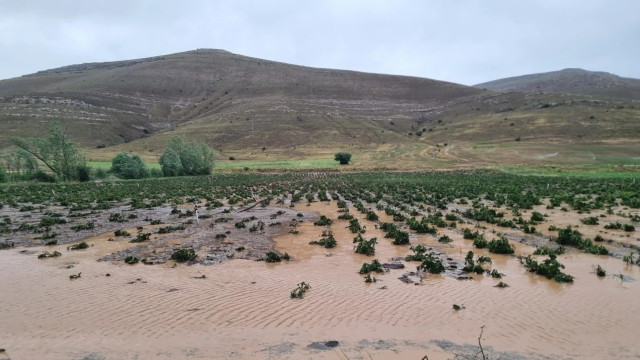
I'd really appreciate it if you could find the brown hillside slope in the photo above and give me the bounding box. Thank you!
[0,49,480,149]
[1,50,639,170]
[475,68,640,100]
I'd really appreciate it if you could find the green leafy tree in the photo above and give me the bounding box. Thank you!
[111,153,149,179]
[159,148,183,176]
[159,136,215,176]
[11,121,85,181]
[334,152,352,165]
[0,165,6,183]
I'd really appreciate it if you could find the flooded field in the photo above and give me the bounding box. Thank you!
[1,172,639,359]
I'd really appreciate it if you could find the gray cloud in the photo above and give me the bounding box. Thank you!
[1,0,639,85]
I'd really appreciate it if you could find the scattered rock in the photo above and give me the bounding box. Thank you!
[307,341,339,351]
[398,271,424,284]
[383,262,405,269]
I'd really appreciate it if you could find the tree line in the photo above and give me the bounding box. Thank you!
[0,120,215,182]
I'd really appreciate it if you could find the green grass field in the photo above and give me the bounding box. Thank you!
[214,158,339,170]
[495,165,640,178]
[88,158,340,172]
[87,161,162,170]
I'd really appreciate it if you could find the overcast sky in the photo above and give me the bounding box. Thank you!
[1,0,639,85]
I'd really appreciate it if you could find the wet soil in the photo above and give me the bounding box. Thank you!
[0,198,639,359]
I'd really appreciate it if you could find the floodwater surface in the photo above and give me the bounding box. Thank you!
[0,201,639,359]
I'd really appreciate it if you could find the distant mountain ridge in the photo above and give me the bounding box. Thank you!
[0,50,639,169]
[475,68,640,100]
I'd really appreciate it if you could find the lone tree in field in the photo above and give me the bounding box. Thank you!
[11,120,86,181]
[334,152,352,165]
[159,136,215,176]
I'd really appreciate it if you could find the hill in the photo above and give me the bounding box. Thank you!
[1,50,639,170]
[0,49,480,149]
[475,68,640,100]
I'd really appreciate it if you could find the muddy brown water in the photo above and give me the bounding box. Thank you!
[1,202,639,359]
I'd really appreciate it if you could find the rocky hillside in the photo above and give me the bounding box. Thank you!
[475,68,640,100]
[0,49,481,149]
[1,51,639,169]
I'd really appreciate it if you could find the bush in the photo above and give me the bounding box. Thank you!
[114,229,130,237]
[109,212,126,222]
[313,216,333,226]
[354,235,376,255]
[359,259,384,274]
[309,235,337,248]
[71,222,94,231]
[130,232,151,243]
[556,226,583,246]
[463,228,479,239]
[338,213,354,220]
[111,152,149,179]
[30,170,56,182]
[171,248,197,262]
[462,251,484,274]
[348,218,364,233]
[38,251,61,259]
[523,254,573,283]
[94,168,108,179]
[391,230,410,245]
[39,217,66,227]
[581,217,599,225]
[290,282,310,298]
[530,211,545,222]
[265,251,281,263]
[604,222,633,230]
[381,222,409,245]
[70,242,89,250]
[473,235,488,249]
[159,136,214,176]
[555,226,608,255]
[334,152,352,165]
[405,244,428,261]
[76,165,92,182]
[533,246,565,256]
[125,256,139,264]
[418,253,445,274]
[158,225,186,234]
[488,236,515,254]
